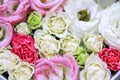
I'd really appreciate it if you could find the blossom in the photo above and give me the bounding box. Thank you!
[34,53,79,80]
[60,33,80,54]
[93,0,117,8]
[73,47,89,68]
[11,33,38,64]
[80,54,111,80]
[99,48,120,71]
[0,21,13,48]
[14,22,31,35]
[42,12,70,38]
[27,11,42,30]
[34,30,60,58]
[0,48,19,74]
[0,0,30,25]
[8,61,34,80]
[30,0,66,15]
[83,33,103,53]
[98,2,120,49]
[64,0,100,38]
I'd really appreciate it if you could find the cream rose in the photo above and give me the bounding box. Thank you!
[42,12,70,38]
[98,1,120,49]
[80,54,111,80]
[0,48,19,74]
[34,30,60,58]
[60,33,80,54]
[64,0,100,38]
[8,62,34,80]
[14,22,31,35]
[83,33,103,53]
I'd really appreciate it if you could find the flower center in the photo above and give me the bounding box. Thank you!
[77,10,91,22]
[0,27,5,41]
[0,0,3,5]
[41,0,52,3]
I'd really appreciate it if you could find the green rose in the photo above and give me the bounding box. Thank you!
[74,47,89,68]
[27,11,42,30]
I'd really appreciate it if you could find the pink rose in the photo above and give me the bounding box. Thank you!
[0,20,13,48]
[11,33,38,64]
[30,0,66,15]
[99,48,120,71]
[34,53,79,80]
[0,0,30,25]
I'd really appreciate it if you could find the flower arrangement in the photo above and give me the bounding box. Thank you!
[0,0,120,80]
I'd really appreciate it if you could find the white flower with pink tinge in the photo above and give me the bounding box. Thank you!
[34,53,79,80]
[0,0,30,25]
[30,0,66,15]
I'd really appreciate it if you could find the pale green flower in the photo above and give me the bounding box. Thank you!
[42,12,70,38]
[34,30,60,58]
[83,33,103,53]
[0,48,19,74]
[8,62,34,80]
[14,22,31,34]
[80,54,111,80]
[27,11,42,30]
[60,33,80,54]
[74,47,89,68]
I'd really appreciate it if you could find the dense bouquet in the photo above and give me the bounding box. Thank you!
[0,0,120,80]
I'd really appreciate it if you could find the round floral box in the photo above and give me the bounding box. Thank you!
[0,0,120,80]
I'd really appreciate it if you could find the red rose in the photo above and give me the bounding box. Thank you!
[99,48,120,71]
[11,33,38,64]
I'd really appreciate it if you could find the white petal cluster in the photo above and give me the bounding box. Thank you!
[98,1,120,49]
[64,0,100,38]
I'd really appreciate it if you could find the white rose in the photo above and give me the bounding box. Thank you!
[0,48,19,74]
[42,12,70,38]
[60,33,80,54]
[64,0,100,38]
[98,1,120,49]
[34,30,60,58]
[14,22,31,35]
[80,54,111,80]
[83,33,103,53]
[8,62,34,80]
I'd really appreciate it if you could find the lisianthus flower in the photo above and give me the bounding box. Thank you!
[14,22,31,35]
[73,47,89,68]
[0,20,13,48]
[83,33,103,53]
[99,48,120,71]
[98,1,120,49]
[0,0,30,25]
[64,0,100,38]
[0,48,19,74]
[27,11,42,30]
[34,53,79,80]
[34,29,60,58]
[8,61,34,80]
[93,0,117,8]
[11,33,38,64]
[42,12,70,38]
[30,0,66,15]
[80,54,111,80]
[60,33,80,54]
